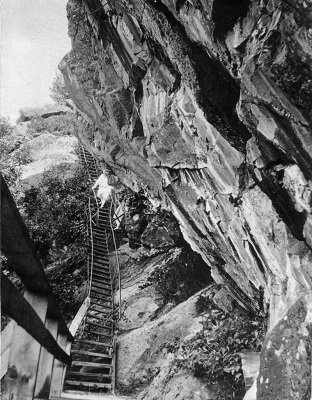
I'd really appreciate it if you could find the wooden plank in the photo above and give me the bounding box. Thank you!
[71,350,112,358]
[84,329,112,339]
[66,371,111,378]
[87,307,112,316]
[34,318,59,400]
[1,274,71,365]
[71,361,112,368]
[1,320,15,379]
[2,291,48,400]
[75,339,113,348]
[68,297,90,337]
[85,320,113,330]
[91,286,112,295]
[64,380,111,389]
[50,333,68,398]
[0,174,71,336]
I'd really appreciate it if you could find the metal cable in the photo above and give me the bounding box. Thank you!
[109,196,122,320]
[88,197,94,298]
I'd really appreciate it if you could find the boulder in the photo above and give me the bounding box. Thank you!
[141,210,182,249]
[257,294,312,400]
[117,291,208,399]
[17,104,70,122]
[20,133,79,189]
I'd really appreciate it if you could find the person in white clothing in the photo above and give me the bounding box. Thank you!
[92,173,113,208]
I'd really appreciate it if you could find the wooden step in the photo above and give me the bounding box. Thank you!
[84,330,113,340]
[91,271,111,280]
[92,280,112,290]
[92,271,111,281]
[90,292,111,301]
[86,313,112,326]
[92,266,111,274]
[71,361,112,368]
[92,274,111,284]
[66,371,111,380]
[90,295,112,304]
[92,255,109,263]
[92,264,110,273]
[64,380,111,389]
[92,259,110,267]
[92,231,108,238]
[87,300,112,316]
[89,303,112,313]
[71,349,112,358]
[92,267,110,277]
[91,294,112,303]
[75,339,113,348]
[85,320,113,330]
[92,250,109,258]
[92,269,110,278]
[89,243,109,251]
[87,311,112,321]
[91,286,111,295]
[90,299,113,309]
[90,288,111,297]
[93,227,109,233]
[91,253,109,261]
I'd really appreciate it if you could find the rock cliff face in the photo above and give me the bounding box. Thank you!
[60,0,312,397]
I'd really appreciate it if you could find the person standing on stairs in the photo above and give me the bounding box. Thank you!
[92,172,113,208]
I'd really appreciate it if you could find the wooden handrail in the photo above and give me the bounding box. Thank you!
[1,273,71,366]
[68,297,90,337]
[0,174,71,336]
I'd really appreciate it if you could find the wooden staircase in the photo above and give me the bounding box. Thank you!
[62,147,117,395]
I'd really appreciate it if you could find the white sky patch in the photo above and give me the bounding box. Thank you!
[0,0,71,122]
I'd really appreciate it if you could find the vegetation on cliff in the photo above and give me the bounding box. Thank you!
[1,113,90,324]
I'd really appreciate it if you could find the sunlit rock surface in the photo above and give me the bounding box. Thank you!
[20,133,79,189]
[17,104,70,122]
[257,293,312,400]
[61,0,312,397]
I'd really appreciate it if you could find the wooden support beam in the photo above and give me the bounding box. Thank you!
[1,273,71,365]
[34,319,59,400]
[1,320,15,379]
[3,291,48,400]
[50,333,68,398]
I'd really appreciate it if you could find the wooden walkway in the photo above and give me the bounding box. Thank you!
[1,147,128,399]
[62,147,117,395]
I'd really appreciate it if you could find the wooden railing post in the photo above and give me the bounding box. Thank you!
[3,291,48,400]
[49,333,68,398]
[34,319,59,400]
[1,321,15,380]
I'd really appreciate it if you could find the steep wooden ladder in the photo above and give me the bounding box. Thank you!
[62,147,117,395]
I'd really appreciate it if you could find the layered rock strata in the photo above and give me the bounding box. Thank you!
[61,0,312,327]
[60,2,312,395]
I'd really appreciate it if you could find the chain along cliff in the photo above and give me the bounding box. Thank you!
[59,0,312,398]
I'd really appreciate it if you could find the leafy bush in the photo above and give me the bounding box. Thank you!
[21,166,89,262]
[0,117,13,138]
[0,132,32,189]
[17,166,93,320]
[49,73,70,104]
[27,114,78,136]
[167,292,267,398]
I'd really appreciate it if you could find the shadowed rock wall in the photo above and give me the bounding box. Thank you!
[60,0,312,332]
